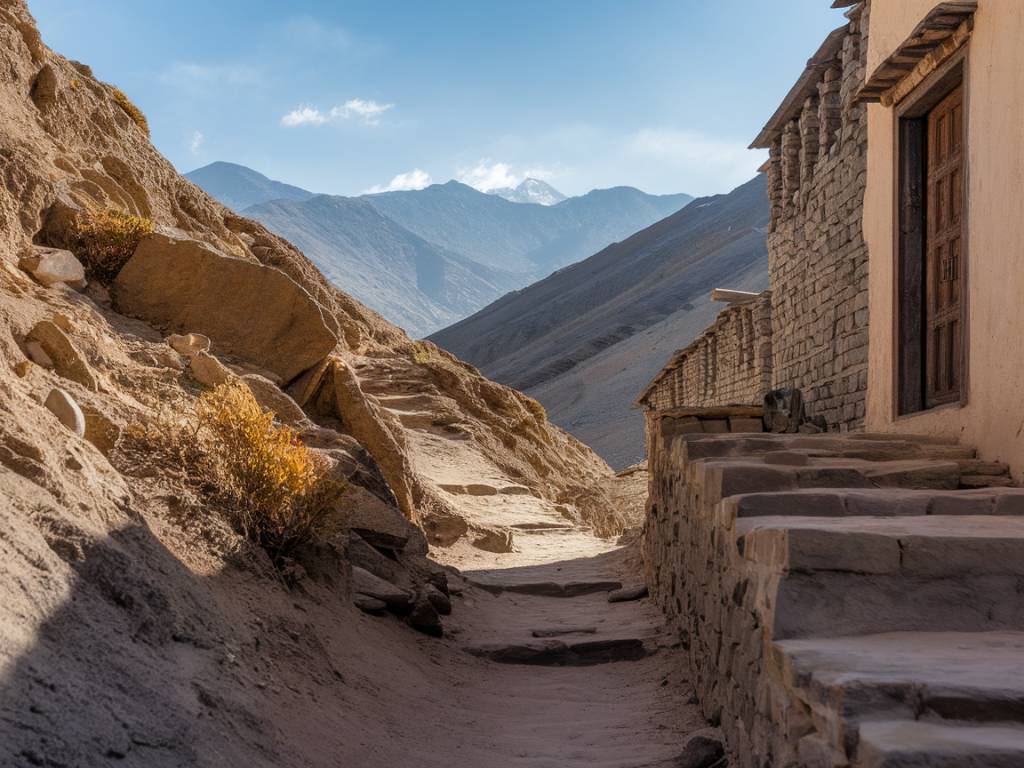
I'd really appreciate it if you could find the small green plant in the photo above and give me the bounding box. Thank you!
[73,207,154,281]
[413,349,431,365]
[124,382,342,563]
[110,86,149,136]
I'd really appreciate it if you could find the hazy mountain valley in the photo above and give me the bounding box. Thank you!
[187,162,693,337]
[430,176,770,467]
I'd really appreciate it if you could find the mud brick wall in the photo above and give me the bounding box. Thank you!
[765,8,870,429]
[641,294,773,412]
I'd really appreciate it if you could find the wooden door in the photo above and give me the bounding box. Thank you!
[925,85,964,407]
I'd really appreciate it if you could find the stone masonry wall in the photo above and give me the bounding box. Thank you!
[766,6,870,429]
[641,293,773,412]
[642,422,791,768]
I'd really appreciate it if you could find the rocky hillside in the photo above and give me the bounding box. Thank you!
[430,176,770,467]
[0,3,629,763]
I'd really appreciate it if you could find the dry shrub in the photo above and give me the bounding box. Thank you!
[110,86,149,135]
[73,207,154,281]
[125,382,341,563]
[523,396,546,422]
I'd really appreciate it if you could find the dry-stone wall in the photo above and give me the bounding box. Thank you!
[638,293,773,412]
[764,6,870,429]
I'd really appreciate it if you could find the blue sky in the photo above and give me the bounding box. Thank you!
[29,0,844,198]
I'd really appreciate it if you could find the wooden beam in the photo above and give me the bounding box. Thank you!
[711,288,762,304]
[859,2,976,104]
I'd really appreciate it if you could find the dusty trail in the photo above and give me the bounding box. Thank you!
[422,540,704,768]
[380,390,704,767]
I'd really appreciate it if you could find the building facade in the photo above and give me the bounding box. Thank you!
[642,0,1024,476]
[862,0,1024,475]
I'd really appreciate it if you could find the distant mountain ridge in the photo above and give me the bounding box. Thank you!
[186,162,693,336]
[429,176,770,468]
[363,180,693,276]
[489,178,567,206]
[184,161,315,211]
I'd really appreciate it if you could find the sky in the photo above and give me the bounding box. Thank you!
[29,0,845,199]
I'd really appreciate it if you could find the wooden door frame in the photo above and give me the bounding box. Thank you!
[891,45,970,417]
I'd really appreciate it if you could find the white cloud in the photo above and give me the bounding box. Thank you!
[457,160,549,192]
[281,106,330,127]
[364,168,433,194]
[190,130,205,155]
[281,99,394,127]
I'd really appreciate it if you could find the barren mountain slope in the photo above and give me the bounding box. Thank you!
[185,161,316,211]
[0,3,635,764]
[430,177,769,465]
[247,194,521,337]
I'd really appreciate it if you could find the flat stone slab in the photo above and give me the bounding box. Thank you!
[857,720,1024,768]
[464,638,647,666]
[531,627,598,638]
[469,579,623,597]
[726,488,1024,521]
[775,631,1024,724]
[739,515,1024,577]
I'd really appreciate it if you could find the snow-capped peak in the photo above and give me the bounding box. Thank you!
[489,178,567,206]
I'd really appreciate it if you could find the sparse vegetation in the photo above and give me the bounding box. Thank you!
[523,396,547,422]
[123,382,342,563]
[110,85,149,135]
[73,206,154,281]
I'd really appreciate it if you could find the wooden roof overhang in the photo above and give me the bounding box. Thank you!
[750,25,850,150]
[858,1,977,105]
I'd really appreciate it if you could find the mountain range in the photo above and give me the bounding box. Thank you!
[488,178,567,206]
[186,162,692,336]
[429,175,771,468]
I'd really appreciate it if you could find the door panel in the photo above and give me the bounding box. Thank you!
[925,85,965,407]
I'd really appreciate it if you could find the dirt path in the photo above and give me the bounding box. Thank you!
[414,539,705,768]
[353,368,707,765]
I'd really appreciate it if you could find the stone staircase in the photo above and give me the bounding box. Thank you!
[643,430,1024,767]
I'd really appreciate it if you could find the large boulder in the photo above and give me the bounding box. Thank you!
[113,233,337,382]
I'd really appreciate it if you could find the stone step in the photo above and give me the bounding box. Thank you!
[855,720,1024,768]
[468,578,623,598]
[371,392,438,410]
[464,637,648,666]
[386,408,455,429]
[738,515,1024,639]
[725,488,1024,521]
[680,432,974,464]
[773,631,1024,753]
[709,459,964,502]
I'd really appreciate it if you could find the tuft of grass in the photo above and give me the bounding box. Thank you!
[73,207,154,281]
[124,382,342,563]
[523,396,546,422]
[110,86,149,136]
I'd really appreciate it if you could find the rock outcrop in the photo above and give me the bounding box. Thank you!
[114,233,337,383]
